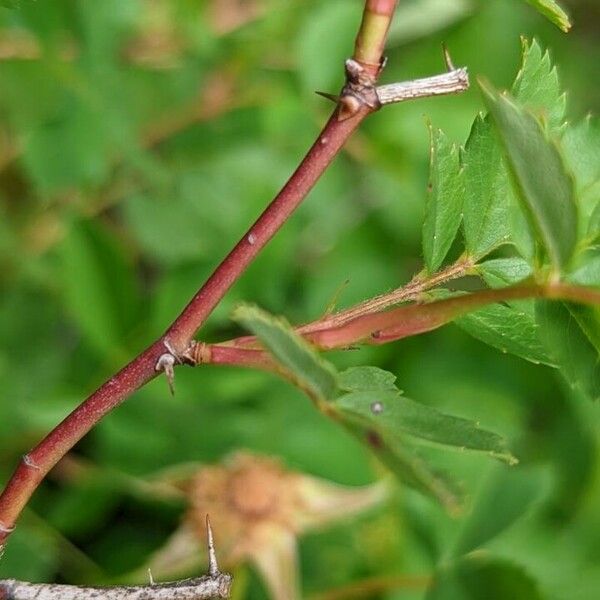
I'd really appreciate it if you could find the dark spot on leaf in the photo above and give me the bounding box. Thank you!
[366,430,383,449]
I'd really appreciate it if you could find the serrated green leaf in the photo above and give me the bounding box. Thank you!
[561,116,600,193]
[512,38,566,131]
[232,304,339,400]
[536,300,600,401]
[509,187,537,261]
[335,391,516,464]
[456,303,555,366]
[423,127,465,272]
[457,260,552,364]
[478,258,533,288]
[480,80,577,271]
[339,366,398,392]
[525,0,571,33]
[427,555,544,600]
[562,116,600,232]
[463,115,511,259]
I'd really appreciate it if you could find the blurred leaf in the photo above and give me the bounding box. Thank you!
[561,116,600,192]
[480,80,577,271]
[46,480,120,538]
[334,388,516,464]
[462,114,511,259]
[332,366,516,509]
[388,0,474,45]
[568,304,600,351]
[588,199,600,241]
[536,300,600,401]
[232,304,339,401]
[452,465,548,556]
[524,0,571,32]
[0,524,58,582]
[295,0,357,94]
[57,220,140,357]
[427,555,544,599]
[569,254,600,287]
[423,127,465,272]
[342,416,463,512]
[512,38,566,131]
[22,103,111,194]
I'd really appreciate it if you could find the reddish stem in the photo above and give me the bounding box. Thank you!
[165,111,368,352]
[0,341,166,539]
[207,282,600,362]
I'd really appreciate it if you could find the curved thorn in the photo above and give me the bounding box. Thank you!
[155,353,176,395]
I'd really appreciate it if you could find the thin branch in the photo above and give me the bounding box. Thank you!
[298,256,475,335]
[376,67,469,104]
[216,256,475,350]
[0,574,232,600]
[0,518,232,600]
[201,282,600,367]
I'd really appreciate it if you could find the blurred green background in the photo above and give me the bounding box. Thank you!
[1,0,599,598]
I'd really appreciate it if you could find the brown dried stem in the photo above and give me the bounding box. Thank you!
[0,519,231,599]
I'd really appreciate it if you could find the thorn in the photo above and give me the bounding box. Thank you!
[337,95,362,121]
[147,568,155,586]
[379,55,388,74]
[206,514,219,577]
[315,90,340,104]
[155,353,176,395]
[442,43,456,71]
[0,521,15,534]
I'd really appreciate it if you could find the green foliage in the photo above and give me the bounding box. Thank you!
[334,380,515,464]
[1,1,600,598]
[462,115,511,258]
[418,37,600,406]
[536,301,600,401]
[236,309,515,510]
[512,38,566,132]
[427,556,544,600]
[422,127,464,272]
[525,0,572,32]
[480,80,577,271]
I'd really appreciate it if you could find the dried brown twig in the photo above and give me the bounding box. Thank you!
[0,518,231,600]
